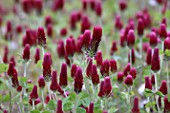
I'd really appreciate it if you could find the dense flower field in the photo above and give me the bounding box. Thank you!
[0,0,170,113]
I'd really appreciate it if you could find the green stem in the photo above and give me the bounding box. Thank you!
[24,62,27,78]
[9,90,12,113]
[47,82,51,100]
[42,46,45,57]
[41,89,45,108]
[154,73,161,113]
[32,100,35,110]
[127,87,131,112]
[104,97,108,110]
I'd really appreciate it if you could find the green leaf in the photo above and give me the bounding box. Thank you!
[63,101,73,111]
[109,106,119,113]
[155,91,164,97]
[0,63,8,74]
[144,89,153,97]
[30,109,40,113]
[47,100,56,110]
[12,93,21,102]
[159,50,164,55]
[76,107,86,113]
[94,108,102,113]
[2,93,10,102]
[36,60,42,68]
[142,37,149,42]
[68,92,76,102]
[143,66,151,76]
[79,91,89,100]
[120,92,128,100]
[168,94,170,102]
[165,49,170,57]
[42,110,51,113]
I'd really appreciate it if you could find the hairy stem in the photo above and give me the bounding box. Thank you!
[41,89,45,108]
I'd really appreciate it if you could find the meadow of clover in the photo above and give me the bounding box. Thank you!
[0,0,170,113]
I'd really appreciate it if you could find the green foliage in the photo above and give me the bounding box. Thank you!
[0,63,8,74]
[30,109,40,113]
[47,100,56,110]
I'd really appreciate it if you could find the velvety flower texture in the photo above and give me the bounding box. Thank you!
[37,27,46,47]
[91,65,99,85]
[56,100,64,113]
[38,75,45,89]
[30,85,38,100]
[59,63,67,87]
[131,97,140,113]
[159,80,167,95]
[144,76,152,90]
[42,53,52,81]
[74,67,83,93]
[103,77,112,96]
[151,47,160,72]
[124,75,133,86]
[22,44,30,61]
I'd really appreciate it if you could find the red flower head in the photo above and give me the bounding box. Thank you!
[110,59,117,73]
[120,32,127,47]
[91,65,99,85]
[159,24,167,40]
[103,77,112,96]
[52,0,65,11]
[38,75,45,89]
[151,74,155,86]
[95,1,102,17]
[65,38,74,57]
[34,0,43,15]
[119,0,127,12]
[11,69,19,88]
[22,0,32,14]
[16,25,22,34]
[82,0,88,11]
[124,75,133,86]
[81,16,91,34]
[71,64,77,78]
[43,52,52,81]
[47,24,53,37]
[146,47,152,65]
[74,67,83,93]
[117,72,124,83]
[129,67,137,79]
[128,48,135,64]
[90,0,95,10]
[56,100,64,113]
[86,58,93,77]
[45,15,53,28]
[131,96,140,113]
[34,48,40,64]
[22,44,30,61]
[3,46,8,64]
[76,35,83,53]
[159,80,167,95]
[100,59,110,76]
[17,85,22,92]
[127,30,135,49]
[98,80,104,97]
[123,63,131,76]
[60,28,67,37]
[59,63,67,87]
[7,62,15,78]
[110,41,118,56]
[10,56,16,66]
[50,71,58,91]
[144,76,152,90]
[151,47,160,72]
[164,37,170,51]
[25,29,34,46]
[114,15,123,30]
[57,40,65,58]
[164,96,170,112]
[87,102,94,113]
[88,26,102,57]
[37,27,46,47]
[30,85,38,100]
[70,12,77,30]
[149,31,157,48]
[82,30,91,51]
[137,18,144,36]
[95,50,103,67]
